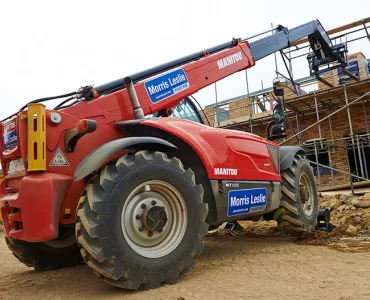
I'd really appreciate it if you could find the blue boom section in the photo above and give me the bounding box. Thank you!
[249,20,332,61]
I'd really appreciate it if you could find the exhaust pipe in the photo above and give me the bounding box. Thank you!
[123,77,144,120]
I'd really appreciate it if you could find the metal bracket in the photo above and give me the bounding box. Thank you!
[222,221,244,230]
[315,208,336,232]
[315,75,334,88]
[341,68,360,82]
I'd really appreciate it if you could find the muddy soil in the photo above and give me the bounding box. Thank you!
[1,193,370,300]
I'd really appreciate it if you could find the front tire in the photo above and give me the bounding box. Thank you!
[76,151,208,290]
[275,154,318,232]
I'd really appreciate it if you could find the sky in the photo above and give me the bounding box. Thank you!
[1,0,370,119]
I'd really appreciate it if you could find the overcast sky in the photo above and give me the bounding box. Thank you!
[1,0,370,119]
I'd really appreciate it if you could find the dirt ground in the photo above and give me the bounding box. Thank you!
[1,194,370,300]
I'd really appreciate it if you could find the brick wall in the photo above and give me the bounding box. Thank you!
[202,107,215,127]
[202,98,251,126]
[229,98,250,119]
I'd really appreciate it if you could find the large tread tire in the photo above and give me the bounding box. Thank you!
[5,236,81,270]
[76,150,208,290]
[275,154,318,232]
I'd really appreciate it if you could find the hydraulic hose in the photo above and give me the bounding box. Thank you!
[1,91,77,122]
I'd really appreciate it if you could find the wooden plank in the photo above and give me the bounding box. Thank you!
[291,17,370,47]
[255,96,267,112]
[219,110,272,127]
[318,180,370,192]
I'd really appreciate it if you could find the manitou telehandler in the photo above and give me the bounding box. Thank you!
[0,19,347,290]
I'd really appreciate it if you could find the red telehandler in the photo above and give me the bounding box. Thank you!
[0,20,346,289]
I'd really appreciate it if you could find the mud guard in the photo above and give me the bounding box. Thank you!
[73,137,177,181]
[279,146,305,171]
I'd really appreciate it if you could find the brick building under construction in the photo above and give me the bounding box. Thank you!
[201,18,370,192]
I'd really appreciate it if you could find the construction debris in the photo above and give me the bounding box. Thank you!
[211,192,370,251]
[319,193,370,235]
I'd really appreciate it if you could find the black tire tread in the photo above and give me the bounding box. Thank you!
[276,155,318,232]
[76,150,208,290]
[5,236,81,271]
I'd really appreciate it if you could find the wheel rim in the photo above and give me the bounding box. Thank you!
[300,171,314,217]
[121,180,188,258]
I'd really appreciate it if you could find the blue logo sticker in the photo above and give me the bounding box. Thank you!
[227,188,267,217]
[3,121,17,150]
[4,131,17,150]
[144,68,189,103]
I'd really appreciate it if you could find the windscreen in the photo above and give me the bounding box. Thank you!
[171,98,204,124]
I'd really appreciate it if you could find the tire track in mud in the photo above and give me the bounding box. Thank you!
[1,230,370,300]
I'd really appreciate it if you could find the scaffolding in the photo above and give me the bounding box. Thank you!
[203,17,370,192]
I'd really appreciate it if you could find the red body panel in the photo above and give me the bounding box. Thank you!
[0,173,71,242]
[142,118,280,181]
[0,39,278,242]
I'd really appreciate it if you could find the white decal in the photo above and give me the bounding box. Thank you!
[4,121,15,132]
[230,195,250,207]
[217,51,243,70]
[226,182,239,188]
[50,148,70,166]
[8,158,25,174]
[214,168,238,176]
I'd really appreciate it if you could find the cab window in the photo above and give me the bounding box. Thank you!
[171,98,204,124]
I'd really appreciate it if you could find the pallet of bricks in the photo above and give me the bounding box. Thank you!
[318,52,370,89]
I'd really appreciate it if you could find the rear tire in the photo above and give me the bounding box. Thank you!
[76,151,208,290]
[275,154,318,232]
[5,234,81,270]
